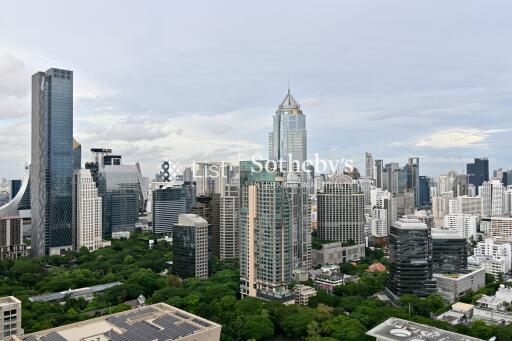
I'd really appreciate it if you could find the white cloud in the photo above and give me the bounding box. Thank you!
[414,128,511,149]
[0,54,29,98]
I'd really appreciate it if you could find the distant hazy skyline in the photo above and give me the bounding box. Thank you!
[1,0,512,179]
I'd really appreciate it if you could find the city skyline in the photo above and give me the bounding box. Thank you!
[1,1,512,179]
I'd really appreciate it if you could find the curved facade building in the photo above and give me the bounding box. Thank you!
[0,169,31,217]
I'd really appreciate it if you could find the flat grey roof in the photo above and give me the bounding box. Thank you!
[29,282,123,302]
[22,303,221,341]
[366,317,484,341]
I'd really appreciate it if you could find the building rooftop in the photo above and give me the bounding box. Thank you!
[367,262,386,273]
[0,296,20,307]
[177,214,207,227]
[431,228,465,240]
[20,303,221,341]
[366,317,484,341]
[433,268,485,281]
[393,218,428,230]
[29,282,122,302]
[452,302,474,312]
[437,310,465,324]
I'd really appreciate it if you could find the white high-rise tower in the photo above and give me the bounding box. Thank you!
[72,169,103,251]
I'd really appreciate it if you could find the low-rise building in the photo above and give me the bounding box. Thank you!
[111,231,131,239]
[311,241,365,267]
[433,268,485,303]
[366,317,484,341]
[309,265,347,294]
[437,302,475,326]
[473,286,512,325]
[0,296,21,340]
[19,303,221,341]
[292,269,309,282]
[28,282,122,303]
[294,285,317,306]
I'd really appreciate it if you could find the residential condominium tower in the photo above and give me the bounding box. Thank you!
[31,68,74,256]
[479,179,505,217]
[239,161,295,302]
[220,173,239,259]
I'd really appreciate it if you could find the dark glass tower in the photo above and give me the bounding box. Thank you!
[190,194,221,259]
[387,218,437,297]
[152,184,187,235]
[431,229,467,273]
[9,180,22,200]
[97,164,145,237]
[31,68,74,256]
[418,175,430,208]
[467,158,489,195]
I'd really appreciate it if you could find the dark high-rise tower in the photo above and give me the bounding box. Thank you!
[407,157,420,208]
[431,229,467,274]
[31,68,74,256]
[467,158,489,195]
[387,218,436,297]
[418,176,430,208]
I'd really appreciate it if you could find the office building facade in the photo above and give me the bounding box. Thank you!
[190,194,221,259]
[97,164,146,237]
[152,184,187,235]
[387,218,436,297]
[172,214,209,279]
[431,229,468,274]
[418,175,431,208]
[467,158,489,194]
[31,68,74,256]
[317,175,365,244]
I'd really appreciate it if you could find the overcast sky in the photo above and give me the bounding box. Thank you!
[1,0,511,179]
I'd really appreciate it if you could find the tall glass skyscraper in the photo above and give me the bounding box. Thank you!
[97,164,146,237]
[31,68,74,256]
[268,90,307,166]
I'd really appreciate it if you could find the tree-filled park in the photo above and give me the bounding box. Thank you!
[0,234,511,340]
